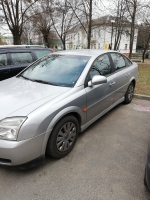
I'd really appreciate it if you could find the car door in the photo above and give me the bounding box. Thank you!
[85,53,116,122]
[0,52,12,81]
[9,51,34,77]
[109,53,131,103]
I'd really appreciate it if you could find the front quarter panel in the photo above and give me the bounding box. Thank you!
[17,86,87,141]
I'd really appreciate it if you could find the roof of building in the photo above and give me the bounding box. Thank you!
[67,15,138,34]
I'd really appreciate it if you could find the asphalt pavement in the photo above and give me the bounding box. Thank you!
[0,98,150,200]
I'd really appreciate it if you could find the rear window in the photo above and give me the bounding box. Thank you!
[34,50,52,59]
[11,52,33,65]
[0,54,7,67]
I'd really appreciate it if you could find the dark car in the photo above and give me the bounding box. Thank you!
[144,142,150,190]
[0,45,53,81]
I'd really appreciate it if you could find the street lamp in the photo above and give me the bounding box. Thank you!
[110,20,115,50]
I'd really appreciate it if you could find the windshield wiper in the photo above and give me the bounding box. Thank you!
[19,75,34,82]
[19,75,57,86]
[32,79,58,86]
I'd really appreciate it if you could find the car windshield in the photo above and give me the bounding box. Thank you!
[20,54,90,87]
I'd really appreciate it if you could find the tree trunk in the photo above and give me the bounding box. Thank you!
[116,33,122,50]
[62,39,66,50]
[142,50,146,63]
[13,34,21,45]
[42,31,50,47]
[114,30,121,50]
[11,28,22,45]
[129,26,134,59]
[142,33,150,63]
[87,0,92,49]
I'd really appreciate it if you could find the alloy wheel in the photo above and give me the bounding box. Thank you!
[56,122,76,152]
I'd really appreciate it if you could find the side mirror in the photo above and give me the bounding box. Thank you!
[88,75,107,87]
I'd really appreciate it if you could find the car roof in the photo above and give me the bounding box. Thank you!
[53,49,118,57]
[0,45,47,48]
[0,47,53,51]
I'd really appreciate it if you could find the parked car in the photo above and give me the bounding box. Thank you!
[144,142,150,190]
[0,45,53,81]
[0,50,138,168]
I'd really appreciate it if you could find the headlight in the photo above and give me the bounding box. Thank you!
[0,117,27,141]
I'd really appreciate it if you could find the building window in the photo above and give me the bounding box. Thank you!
[98,44,100,49]
[125,44,128,50]
[91,44,93,49]
[94,44,96,49]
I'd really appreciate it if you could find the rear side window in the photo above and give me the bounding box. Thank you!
[11,52,33,65]
[34,50,52,59]
[110,53,126,71]
[123,56,132,66]
[0,54,7,67]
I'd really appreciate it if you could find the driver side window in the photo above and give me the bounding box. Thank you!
[90,54,112,79]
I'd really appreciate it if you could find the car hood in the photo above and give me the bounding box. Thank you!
[0,77,70,120]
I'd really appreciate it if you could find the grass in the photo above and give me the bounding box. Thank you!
[135,60,150,96]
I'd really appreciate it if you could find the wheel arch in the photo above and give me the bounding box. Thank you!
[47,107,83,131]
[131,79,136,87]
[41,106,84,155]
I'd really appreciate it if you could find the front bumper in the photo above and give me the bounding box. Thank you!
[0,133,45,166]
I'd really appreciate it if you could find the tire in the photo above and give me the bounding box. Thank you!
[124,82,134,104]
[46,115,79,159]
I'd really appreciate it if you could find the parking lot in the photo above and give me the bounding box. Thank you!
[0,98,150,200]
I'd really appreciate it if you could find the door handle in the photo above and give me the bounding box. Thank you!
[110,81,115,86]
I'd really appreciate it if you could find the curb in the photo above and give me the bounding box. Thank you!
[134,94,150,101]
[131,59,141,63]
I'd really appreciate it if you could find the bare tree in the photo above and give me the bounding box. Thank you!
[0,0,38,44]
[44,0,77,50]
[124,0,143,58]
[31,13,53,47]
[141,26,150,62]
[21,21,33,44]
[137,7,150,62]
[25,0,54,47]
[141,5,150,62]
[110,0,128,50]
[67,0,94,49]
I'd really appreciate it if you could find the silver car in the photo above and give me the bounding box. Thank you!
[0,50,138,168]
